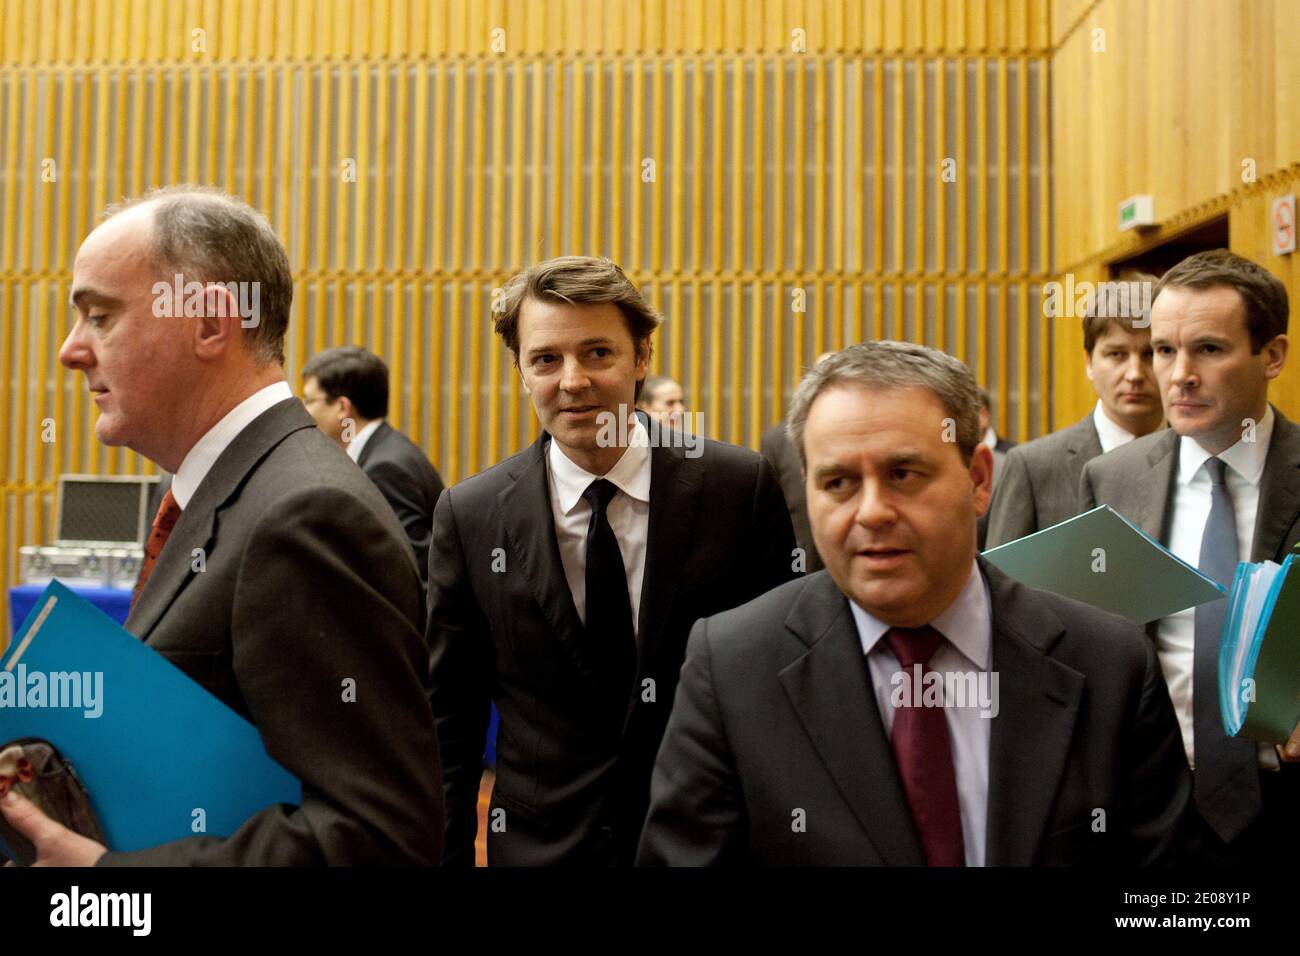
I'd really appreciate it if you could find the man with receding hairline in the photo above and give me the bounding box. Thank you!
[0,186,444,866]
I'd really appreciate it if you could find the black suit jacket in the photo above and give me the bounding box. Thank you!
[637,561,1190,865]
[759,421,822,573]
[100,397,445,866]
[356,421,446,584]
[427,422,798,866]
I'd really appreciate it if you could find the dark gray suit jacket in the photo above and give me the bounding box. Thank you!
[1078,406,1300,857]
[760,421,822,573]
[356,421,446,585]
[100,397,445,866]
[636,561,1190,865]
[427,421,798,866]
[985,414,1104,548]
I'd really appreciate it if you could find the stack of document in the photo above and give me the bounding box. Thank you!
[1219,554,1300,744]
[982,505,1225,624]
[0,581,300,856]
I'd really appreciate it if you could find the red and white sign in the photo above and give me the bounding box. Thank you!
[1272,194,1296,256]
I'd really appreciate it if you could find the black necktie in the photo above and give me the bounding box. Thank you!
[581,479,637,709]
[1192,456,1261,843]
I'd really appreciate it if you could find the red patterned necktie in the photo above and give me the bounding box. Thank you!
[884,624,965,867]
[132,488,182,608]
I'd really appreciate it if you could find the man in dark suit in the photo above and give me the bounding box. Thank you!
[1080,250,1300,866]
[428,256,797,866]
[986,293,1164,547]
[301,346,446,584]
[638,341,1189,866]
[0,186,443,865]
[761,352,834,574]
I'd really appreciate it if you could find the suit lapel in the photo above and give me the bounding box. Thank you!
[1252,408,1300,562]
[1137,430,1179,542]
[497,434,592,675]
[126,398,317,641]
[980,560,1085,865]
[355,421,391,468]
[636,435,703,666]
[1063,415,1103,500]
[778,574,925,865]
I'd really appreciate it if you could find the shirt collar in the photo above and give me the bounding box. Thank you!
[982,425,999,449]
[1091,400,1140,454]
[1177,404,1274,488]
[547,417,653,514]
[849,559,992,670]
[171,381,294,509]
[345,418,385,463]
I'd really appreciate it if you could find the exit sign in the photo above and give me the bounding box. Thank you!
[1118,195,1156,231]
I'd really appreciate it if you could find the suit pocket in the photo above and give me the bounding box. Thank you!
[1039,820,1092,866]
[491,789,550,831]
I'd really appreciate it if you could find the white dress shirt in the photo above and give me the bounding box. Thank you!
[1156,405,1278,770]
[545,418,652,640]
[850,560,993,867]
[345,418,384,463]
[1092,400,1141,454]
[171,381,294,509]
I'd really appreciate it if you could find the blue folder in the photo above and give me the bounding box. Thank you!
[0,581,300,855]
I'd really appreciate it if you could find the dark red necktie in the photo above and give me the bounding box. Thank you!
[132,488,182,609]
[884,625,965,866]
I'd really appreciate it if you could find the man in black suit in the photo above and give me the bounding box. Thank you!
[761,352,834,574]
[1081,250,1300,866]
[638,341,1189,866]
[1,186,443,865]
[302,346,446,584]
[427,256,798,866]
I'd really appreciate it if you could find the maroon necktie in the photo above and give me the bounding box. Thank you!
[884,625,965,866]
[132,488,182,609]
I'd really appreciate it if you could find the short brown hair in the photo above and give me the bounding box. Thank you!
[1082,272,1157,353]
[494,256,661,401]
[1153,250,1288,352]
[786,341,983,466]
[104,185,294,366]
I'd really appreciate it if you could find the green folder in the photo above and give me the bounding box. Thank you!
[982,505,1224,624]
[1219,554,1300,743]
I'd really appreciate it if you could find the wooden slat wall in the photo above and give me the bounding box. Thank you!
[0,0,1053,638]
[1052,0,1300,424]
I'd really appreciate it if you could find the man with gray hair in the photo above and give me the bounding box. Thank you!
[638,340,1189,865]
[427,255,797,866]
[0,186,444,865]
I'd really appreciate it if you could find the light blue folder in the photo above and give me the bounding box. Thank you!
[1219,554,1300,743]
[0,581,300,855]
[982,505,1225,624]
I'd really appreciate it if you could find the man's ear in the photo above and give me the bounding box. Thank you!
[970,443,995,519]
[514,358,531,396]
[1263,334,1289,380]
[193,284,241,361]
[1083,347,1096,383]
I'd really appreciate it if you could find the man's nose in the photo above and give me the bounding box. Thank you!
[854,479,896,529]
[559,357,591,392]
[58,320,92,371]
